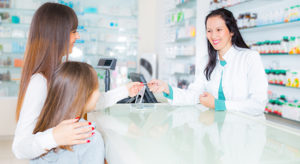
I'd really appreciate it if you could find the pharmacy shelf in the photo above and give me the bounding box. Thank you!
[0,8,35,14]
[77,12,137,20]
[175,0,196,9]
[172,72,194,76]
[223,0,287,11]
[0,23,30,28]
[221,0,253,9]
[0,66,22,70]
[80,26,137,34]
[84,54,137,60]
[166,55,195,59]
[76,40,137,46]
[240,19,300,32]
[0,52,24,56]
[260,53,300,56]
[97,40,137,44]
[167,0,196,11]
[0,80,19,84]
[265,113,300,127]
[0,38,27,42]
[166,37,195,44]
[269,83,300,89]
[165,17,196,28]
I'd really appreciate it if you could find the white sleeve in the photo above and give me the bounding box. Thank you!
[225,52,268,116]
[12,74,57,159]
[95,86,129,110]
[170,75,206,105]
[169,56,207,105]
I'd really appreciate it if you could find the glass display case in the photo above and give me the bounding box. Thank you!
[0,0,139,96]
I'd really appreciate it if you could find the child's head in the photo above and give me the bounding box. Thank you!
[33,62,99,134]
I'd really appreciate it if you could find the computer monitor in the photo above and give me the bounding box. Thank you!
[129,73,158,103]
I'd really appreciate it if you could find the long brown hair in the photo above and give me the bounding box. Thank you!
[16,2,78,120]
[33,62,99,151]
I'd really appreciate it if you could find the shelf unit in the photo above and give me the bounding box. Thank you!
[240,20,300,33]
[269,83,300,90]
[158,0,197,89]
[260,53,300,56]
[0,0,139,96]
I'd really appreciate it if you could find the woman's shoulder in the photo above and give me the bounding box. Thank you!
[234,46,259,56]
[31,73,47,82]
[26,73,47,93]
[234,46,262,66]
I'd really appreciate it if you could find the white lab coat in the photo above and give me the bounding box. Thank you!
[169,46,268,116]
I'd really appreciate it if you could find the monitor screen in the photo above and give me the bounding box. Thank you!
[129,73,158,103]
[98,59,112,66]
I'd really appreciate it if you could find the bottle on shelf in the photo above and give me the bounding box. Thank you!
[266,94,300,122]
[266,69,291,86]
[289,36,299,54]
[0,71,11,82]
[250,36,300,54]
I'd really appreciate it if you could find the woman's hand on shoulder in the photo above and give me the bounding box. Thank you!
[147,79,169,94]
[53,118,94,146]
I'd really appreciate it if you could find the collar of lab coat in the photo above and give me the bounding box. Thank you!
[217,45,236,65]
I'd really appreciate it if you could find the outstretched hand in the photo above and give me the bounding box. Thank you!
[147,79,169,94]
[126,82,144,97]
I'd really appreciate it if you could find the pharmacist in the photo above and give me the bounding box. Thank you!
[148,8,268,116]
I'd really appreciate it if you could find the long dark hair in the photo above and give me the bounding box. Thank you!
[33,62,99,152]
[16,3,78,120]
[204,8,248,80]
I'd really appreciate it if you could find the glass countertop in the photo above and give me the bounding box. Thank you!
[88,104,300,164]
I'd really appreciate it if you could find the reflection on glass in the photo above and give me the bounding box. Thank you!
[90,105,300,164]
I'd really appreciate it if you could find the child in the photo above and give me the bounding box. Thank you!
[30,62,104,164]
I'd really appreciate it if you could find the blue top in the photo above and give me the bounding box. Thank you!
[30,119,105,164]
[163,85,173,100]
[215,60,226,111]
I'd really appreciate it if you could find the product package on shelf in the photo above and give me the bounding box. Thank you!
[249,36,300,55]
[265,94,300,122]
[209,0,250,10]
[265,69,300,88]
[232,3,300,29]
[165,45,195,58]
[286,70,300,88]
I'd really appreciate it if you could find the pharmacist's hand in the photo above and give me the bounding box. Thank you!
[127,82,144,97]
[147,79,169,94]
[199,92,215,109]
[53,118,94,146]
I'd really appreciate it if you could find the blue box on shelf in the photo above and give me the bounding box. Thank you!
[11,16,20,24]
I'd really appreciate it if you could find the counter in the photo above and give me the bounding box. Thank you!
[88,104,300,164]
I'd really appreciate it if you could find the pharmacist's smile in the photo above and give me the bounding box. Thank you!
[212,39,220,45]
